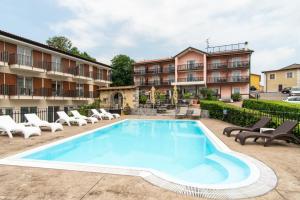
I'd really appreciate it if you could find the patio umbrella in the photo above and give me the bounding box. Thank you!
[173,85,178,107]
[150,86,156,108]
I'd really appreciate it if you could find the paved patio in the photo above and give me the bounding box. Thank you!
[0,116,299,200]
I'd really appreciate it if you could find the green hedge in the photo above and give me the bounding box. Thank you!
[200,100,300,135]
[200,100,284,129]
[242,99,300,120]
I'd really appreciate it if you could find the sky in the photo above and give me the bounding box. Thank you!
[0,0,300,76]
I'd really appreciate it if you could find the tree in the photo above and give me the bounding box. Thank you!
[47,36,96,62]
[46,36,72,52]
[111,55,134,86]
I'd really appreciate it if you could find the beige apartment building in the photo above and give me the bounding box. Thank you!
[0,30,111,122]
[134,43,253,100]
[263,64,300,92]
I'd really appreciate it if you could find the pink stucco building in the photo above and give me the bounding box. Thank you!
[134,42,253,100]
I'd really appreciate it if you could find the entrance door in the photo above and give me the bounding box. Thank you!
[278,84,283,92]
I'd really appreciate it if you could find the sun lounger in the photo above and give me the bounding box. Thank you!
[91,109,105,120]
[175,107,188,119]
[100,108,120,119]
[0,115,41,139]
[98,109,114,120]
[71,110,98,124]
[223,117,271,137]
[55,111,87,126]
[235,120,300,146]
[191,109,201,119]
[25,113,63,133]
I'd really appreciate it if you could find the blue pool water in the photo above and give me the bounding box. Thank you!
[23,120,251,185]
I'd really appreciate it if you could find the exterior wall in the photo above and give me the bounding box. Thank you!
[0,34,111,113]
[264,70,298,92]
[99,88,139,109]
[250,74,261,90]
[134,47,252,100]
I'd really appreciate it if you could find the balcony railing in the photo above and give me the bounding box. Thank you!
[162,67,175,73]
[227,76,249,82]
[177,77,204,82]
[73,67,92,78]
[207,76,249,83]
[0,85,96,98]
[177,63,203,71]
[0,51,9,62]
[207,77,228,83]
[9,54,35,67]
[161,79,175,85]
[228,61,250,68]
[206,42,248,53]
[207,63,228,70]
[134,69,146,75]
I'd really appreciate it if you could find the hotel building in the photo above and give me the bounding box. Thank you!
[134,43,253,100]
[0,30,111,121]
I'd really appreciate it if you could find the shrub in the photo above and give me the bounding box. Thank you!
[183,92,192,99]
[139,94,147,104]
[200,88,217,100]
[242,99,300,120]
[231,93,242,102]
[123,103,131,115]
[78,100,100,116]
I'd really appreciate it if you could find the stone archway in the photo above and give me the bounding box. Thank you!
[111,92,123,109]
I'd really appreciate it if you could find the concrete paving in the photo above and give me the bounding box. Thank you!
[0,116,299,200]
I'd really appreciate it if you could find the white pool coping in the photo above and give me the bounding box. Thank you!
[0,119,277,199]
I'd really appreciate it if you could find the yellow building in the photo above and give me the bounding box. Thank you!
[250,73,262,91]
[262,63,300,92]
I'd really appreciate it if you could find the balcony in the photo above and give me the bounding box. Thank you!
[73,68,93,81]
[207,61,250,71]
[162,67,175,74]
[228,61,250,69]
[207,77,228,84]
[1,85,46,99]
[134,69,146,75]
[161,79,175,85]
[46,63,73,78]
[177,63,203,71]
[0,51,9,65]
[207,76,249,84]
[227,76,249,83]
[174,76,205,86]
[207,63,228,70]
[9,54,45,73]
[94,72,112,85]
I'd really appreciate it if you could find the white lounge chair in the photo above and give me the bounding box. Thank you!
[71,110,98,124]
[0,115,41,139]
[25,113,64,133]
[91,109,105,120]
[94,109,113,120]
[55,111,87,126]
[100,108,120,119]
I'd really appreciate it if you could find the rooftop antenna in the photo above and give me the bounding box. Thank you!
[206,38,210,50]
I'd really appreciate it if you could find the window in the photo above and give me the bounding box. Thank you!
[270,74,275,79]
[51,55,61,71]
[212,59,221,67]
[76,84,84,97]
[287,72,293,78]
[17,76,33,95]
[187,60,195,67]
[187,72,194,81]
[17,46,32,66]
[231,57,241,68]
[52,81,63,96]
[233,87,241,94]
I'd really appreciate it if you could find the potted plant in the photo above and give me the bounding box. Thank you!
[123,103,131,115]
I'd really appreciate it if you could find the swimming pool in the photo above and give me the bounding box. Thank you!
[0,120,277,199]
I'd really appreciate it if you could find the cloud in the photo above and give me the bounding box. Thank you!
[51,0,300,75]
